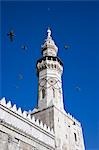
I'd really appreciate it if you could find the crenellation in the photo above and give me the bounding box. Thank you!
[0,98,54,135]
[0,97,6,106]
[67,113,81,126]
[43,124,47,131]
[31,116,35,123]
[17,107,22,115]
[32,108,38,113]
[27,113,32,120]
[6,101,12,108]
[39,121,43,128]
[11,104,17,112]
[23,111,27,118]
[50,128,54,134]
[36,119,40,126]
[47,126,50,132]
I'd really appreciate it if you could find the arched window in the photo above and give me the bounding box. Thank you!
[52,88,55,98]
[42,89,45,99]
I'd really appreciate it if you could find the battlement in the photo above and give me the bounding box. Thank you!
[67,112,81,126]
[0,97,54,135]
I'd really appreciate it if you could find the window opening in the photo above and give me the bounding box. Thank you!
[74,133,77,142]
[52,88,55,98]
[42,89,45,99]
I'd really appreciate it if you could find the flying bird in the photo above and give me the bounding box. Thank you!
[75,86,81,92]
[7,30,15,42]
[18,74,23,80]
[64,45,70,49]
[21,45,28,50]
[13,85,19,89]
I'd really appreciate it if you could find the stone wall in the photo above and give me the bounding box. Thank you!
[32,106,54,129]
[0,129,50,150]
[32,106,85,150]
[0,98,55,150]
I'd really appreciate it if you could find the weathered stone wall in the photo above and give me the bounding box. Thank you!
[33,106,54,129]
[0,98,55,150]
[0,130,49,150]
[0,97,85,150]
[53,107,85,150]
[32,106,85,150]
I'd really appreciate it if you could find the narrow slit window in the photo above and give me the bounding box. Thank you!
[42,89,45,99]
[53,88,55,98]
[74,133,77,142]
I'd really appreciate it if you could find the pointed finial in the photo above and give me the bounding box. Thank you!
[47,27,51,38]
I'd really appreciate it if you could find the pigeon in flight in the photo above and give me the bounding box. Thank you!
[7,30,15,42]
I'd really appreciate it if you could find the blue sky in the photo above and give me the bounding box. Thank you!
[1,1,99,149]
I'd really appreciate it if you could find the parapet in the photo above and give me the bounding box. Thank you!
[67,112,81,126]
[0,97,54,135]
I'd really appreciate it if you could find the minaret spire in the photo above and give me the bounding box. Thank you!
[47,27,51,38]
[41,28,58,57]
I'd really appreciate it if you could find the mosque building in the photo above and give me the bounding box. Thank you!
[0,28,85,150]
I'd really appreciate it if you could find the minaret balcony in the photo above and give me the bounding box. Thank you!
[36,56,63,76]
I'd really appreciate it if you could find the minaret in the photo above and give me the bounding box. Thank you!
[37,28,64,111]
[33,29,85,150]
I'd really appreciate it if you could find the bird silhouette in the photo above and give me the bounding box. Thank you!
[75,86,81,92]
[7,30,15,42]
[21,45,28,50]
[64,45,70,49]
[18,74,23,80]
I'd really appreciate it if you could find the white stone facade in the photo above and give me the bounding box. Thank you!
[0,98,55,150]
[33,106,85,150]
[0,29,85,150]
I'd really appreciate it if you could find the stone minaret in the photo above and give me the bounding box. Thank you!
[33,28,85,150]
[37,28,64,111]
